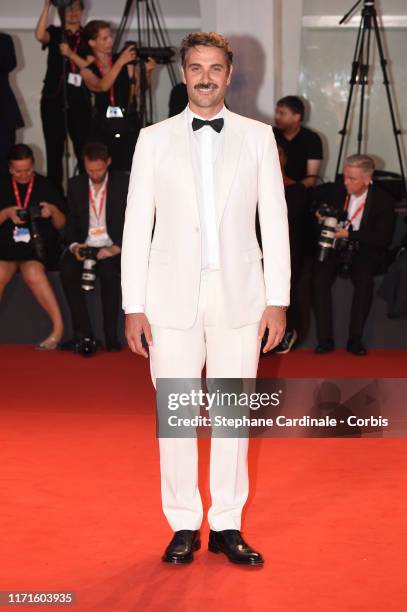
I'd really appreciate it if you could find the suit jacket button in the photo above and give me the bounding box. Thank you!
[195,227,200,233]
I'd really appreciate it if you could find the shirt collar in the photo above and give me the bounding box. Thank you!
[89,173,108,195]
[187,104,225,125]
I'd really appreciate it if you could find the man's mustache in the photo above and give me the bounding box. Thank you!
[194,83,218,90]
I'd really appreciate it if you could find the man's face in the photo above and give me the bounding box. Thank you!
[343,165,371,196]
[65,1,83,27]
[181,45,232,113]
[84,158,110,183]
[90,28,113,55]
[9,158,34,184]
[274,105,301,131]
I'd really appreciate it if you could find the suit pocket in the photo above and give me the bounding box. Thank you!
[149,248,169,265]
[242,247,263,263]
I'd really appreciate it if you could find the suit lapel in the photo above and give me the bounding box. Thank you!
[360,184,373,229]
[171,109,200,224]
[216,109,244,225]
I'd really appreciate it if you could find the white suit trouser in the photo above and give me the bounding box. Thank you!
[149,270,261,531]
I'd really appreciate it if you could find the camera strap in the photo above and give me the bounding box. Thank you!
[89,183,107,224]
[67,29,82,73]
[12,174,35,209]
[95,56,116,107]
[343,194,366,228]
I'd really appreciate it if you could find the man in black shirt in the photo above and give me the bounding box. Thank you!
[273,95,323,188]
[0,33,24,176]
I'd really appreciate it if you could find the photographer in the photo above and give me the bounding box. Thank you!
[59,142,129,354]
[0,144,66,349]
[0,33,24,176]
[78,20,156,172]
[35,0,92,191]
[312,154,395,355]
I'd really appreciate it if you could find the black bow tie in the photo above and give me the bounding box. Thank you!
[192,117,224,133]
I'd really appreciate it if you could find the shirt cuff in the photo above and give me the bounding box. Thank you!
[124,304,145,314]
[69,242,78,253]
[266,300,289,309]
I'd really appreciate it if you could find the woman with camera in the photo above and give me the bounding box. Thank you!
[76,20,156,172]
[35,0,92,191]
[0,144,66,349]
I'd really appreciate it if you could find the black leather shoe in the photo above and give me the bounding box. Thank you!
[162,530,201,564]
[347,340,368,356]
[315,341,335,354]
[208,530,264,566]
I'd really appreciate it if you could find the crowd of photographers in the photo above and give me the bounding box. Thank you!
[0,1,403,357]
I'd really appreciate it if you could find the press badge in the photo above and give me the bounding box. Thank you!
[106,106,124,119]
[68,72,82,87]
[89,226,109,242]
[13,226,31,243]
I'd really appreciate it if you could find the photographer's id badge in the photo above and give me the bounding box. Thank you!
[89,226,109,244]
[68,72,82,87]
[106,106,124,119]
[13,226,31,243]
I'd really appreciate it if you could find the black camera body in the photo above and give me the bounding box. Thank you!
[317,203,348,262]
[16,206,47,262]
[121,40,175,65]
[51,0,74,9]
[79,246,99,291]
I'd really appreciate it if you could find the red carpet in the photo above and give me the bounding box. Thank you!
[1,346,407,611]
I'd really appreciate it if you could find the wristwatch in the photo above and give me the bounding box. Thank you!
[269,305,289,311]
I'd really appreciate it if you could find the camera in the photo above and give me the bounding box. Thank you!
[16,206,47,262]
[79,246,99,291]
[51,0,75,9]
[122,41,175,65]
[316,203,348,262]
[75,336,98,358]
[336,234,359,278]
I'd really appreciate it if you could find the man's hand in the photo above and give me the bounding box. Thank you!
[72,243,87,262]
[125,313,153,358]
[96,245,121,260]
[258,305,287,353]
[59,42,72,59]
[335,227,349,239]
[5,206,23,225]
[40,201,55,218]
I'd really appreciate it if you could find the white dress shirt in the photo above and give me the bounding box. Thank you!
[69,174,113,251]
[347,190,368,231]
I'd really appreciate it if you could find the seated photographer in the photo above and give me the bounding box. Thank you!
[312,154,395,356]
[272,141,308,354]
[273,95,323,188]
[59,142,129,354]
[0,144,66,349]
[76,20,156,172]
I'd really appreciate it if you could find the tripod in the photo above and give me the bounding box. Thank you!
[335,0,405,191]
[113,0,177,127]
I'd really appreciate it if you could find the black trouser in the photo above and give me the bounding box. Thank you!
[313,253,379,345]
[0,122,16,177]
[286,240,306,334]
[60,250,121,344]
[41,88,91,191]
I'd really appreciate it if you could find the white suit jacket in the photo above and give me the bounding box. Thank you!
[121,107,290,329]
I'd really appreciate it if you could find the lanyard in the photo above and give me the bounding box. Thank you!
[96,56,116,106]
[67,30,81,73]
[344,194,366,228]
[89,183,107,223]
[12,174,35,209]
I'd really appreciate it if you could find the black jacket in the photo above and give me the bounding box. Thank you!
[64,170,129,247]
[311,180,396,263]
[0,33,24,129]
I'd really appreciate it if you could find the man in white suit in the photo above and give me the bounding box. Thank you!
[121,32,290,565]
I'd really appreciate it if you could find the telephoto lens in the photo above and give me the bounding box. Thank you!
[79,246,99,291]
